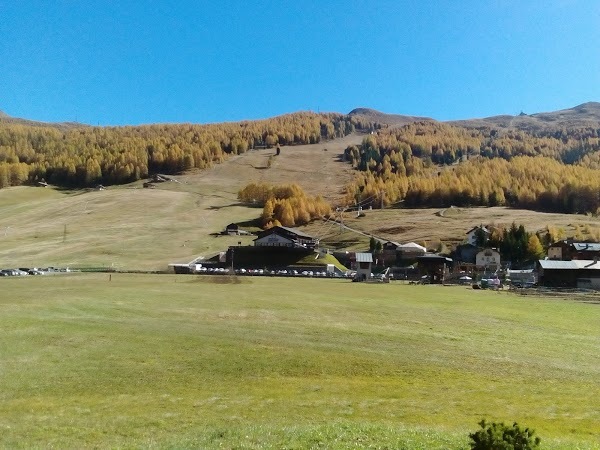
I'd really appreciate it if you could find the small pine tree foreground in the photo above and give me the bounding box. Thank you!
[469,419,541,450]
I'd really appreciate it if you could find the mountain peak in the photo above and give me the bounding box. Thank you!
[347,107,434,126]
[348,107,381,116]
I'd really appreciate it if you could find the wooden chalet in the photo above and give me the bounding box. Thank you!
[547,240,600,261]
[253,226,318,249]
[417,254,453,284]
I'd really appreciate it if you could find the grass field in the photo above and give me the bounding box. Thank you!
[1,274,599,449]
[3,185,600,271]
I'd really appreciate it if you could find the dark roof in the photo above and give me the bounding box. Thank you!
[254,226,318,245]
[466,225,489,234]
[417,254,453,263]
[275,225,315,239]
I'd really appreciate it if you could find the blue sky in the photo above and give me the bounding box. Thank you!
[1,1,599,125]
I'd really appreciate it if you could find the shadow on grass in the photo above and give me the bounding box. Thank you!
[206,202,250,211]
[186,275,251,284]
[235,218,262,228]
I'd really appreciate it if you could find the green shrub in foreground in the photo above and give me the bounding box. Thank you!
[469,419,541,450]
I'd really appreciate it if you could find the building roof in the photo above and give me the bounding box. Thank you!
[273,226,316,239]
[573,243,600,251]
[417,254,453,263]
[255,225,317,241]
[253,234,293,243]
[539,259,600,270]
[466,225,489,234]
[507,269,534,275]
[398,242,427,251]
[355,252,373,263]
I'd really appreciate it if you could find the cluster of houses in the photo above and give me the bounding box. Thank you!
[453,226,600,289]
[173,222,600,289]
[538,240,600,288]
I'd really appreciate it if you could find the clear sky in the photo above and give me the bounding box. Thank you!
[1,1,599,125]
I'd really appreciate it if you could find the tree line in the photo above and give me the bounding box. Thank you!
[343,122,600,214]
[481,223,545,265]
[0,112,364,189]
[238,182,331,228]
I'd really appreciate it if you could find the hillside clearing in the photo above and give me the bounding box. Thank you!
[176,132,363,203]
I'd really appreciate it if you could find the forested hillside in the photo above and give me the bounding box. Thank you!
[344,119,600,214]
[3,103,600,216]
[0,112,373,189]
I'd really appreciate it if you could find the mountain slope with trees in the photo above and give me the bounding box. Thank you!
[0,112,363,189]
[3,102,600,218]
[343,106,600,215]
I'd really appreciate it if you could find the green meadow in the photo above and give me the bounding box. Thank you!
[1,274,599,449]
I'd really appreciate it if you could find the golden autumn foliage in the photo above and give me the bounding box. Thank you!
[0,112,361,189]
[238,182,331,228]
[344,122,600,214]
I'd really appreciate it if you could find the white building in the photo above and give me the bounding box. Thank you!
[476,248,501,271]
[466,225,490,246]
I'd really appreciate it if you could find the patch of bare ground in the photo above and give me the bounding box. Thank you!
[374,225,417,235]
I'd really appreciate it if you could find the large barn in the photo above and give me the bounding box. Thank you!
[537,259,600,289]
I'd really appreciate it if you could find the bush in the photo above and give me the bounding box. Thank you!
[469,419,541,450]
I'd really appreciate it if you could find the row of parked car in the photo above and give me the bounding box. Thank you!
[0,267,71,277]
[236,268,335,277]
[191,266,339,277]
[1,268,43,276]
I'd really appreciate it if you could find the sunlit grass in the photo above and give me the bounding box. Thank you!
[0,274,599,448]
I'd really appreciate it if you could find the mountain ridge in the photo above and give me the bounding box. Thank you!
[0,110,85,129]
[348,108,434,126]
[448,102,600,131]
[2,102,599,130]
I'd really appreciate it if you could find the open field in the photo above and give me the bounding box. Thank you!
[0,185,259,270]
[2,186,600,271]
[1,274,599,448]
